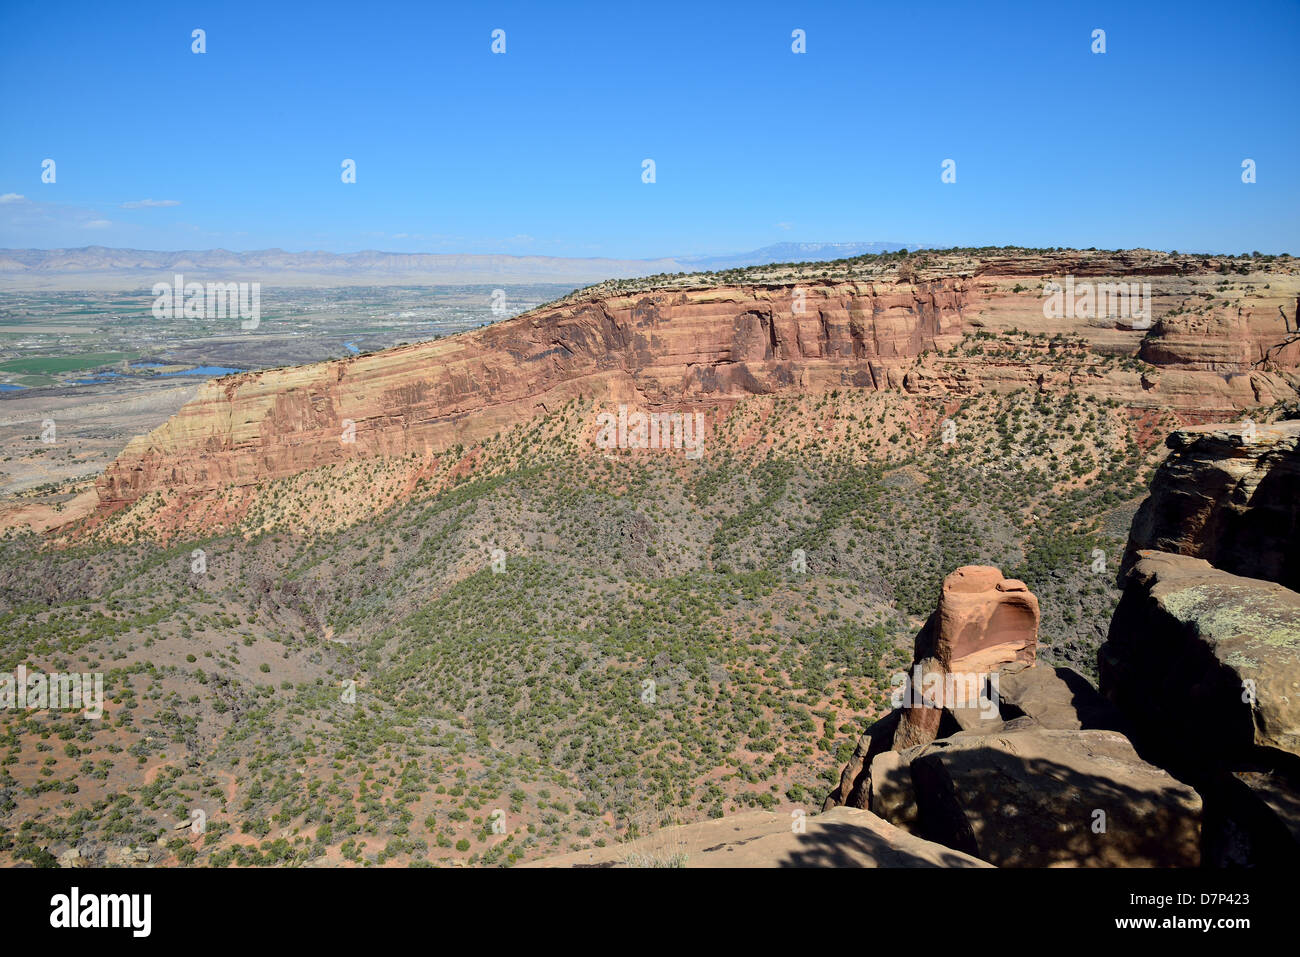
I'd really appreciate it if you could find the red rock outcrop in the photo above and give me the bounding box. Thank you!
[821,411,1300,866]
[892,566,1039,749]
[922,566,1039,673]
[1141,303,1300,372]
[824,559,1202,866]
[1121,420,1300,590]
[93,278,970,517]
[823,566,1041,800]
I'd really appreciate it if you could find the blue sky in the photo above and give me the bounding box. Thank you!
[1,0,1296,257]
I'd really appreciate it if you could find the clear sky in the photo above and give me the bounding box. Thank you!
[1,0,1296,257]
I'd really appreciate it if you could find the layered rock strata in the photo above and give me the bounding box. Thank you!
[1121,421,1300,590]
[88,252,1300,536]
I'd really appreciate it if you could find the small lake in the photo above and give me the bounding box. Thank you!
[158,366,246,377]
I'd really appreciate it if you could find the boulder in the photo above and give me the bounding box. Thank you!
[1101,550,1300,773]
[1101,549,1300,864]
[906,728,1202,867]
[997,664,1127,732]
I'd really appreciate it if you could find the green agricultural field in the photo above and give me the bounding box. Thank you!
[0,352,132,374]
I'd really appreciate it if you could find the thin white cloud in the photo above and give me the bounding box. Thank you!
[120,199,181,209]
[0,198,158,245]
[0,193,25,204]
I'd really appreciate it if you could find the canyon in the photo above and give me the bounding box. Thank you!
[3,247,1299,870]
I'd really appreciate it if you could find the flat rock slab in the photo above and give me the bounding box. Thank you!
[524,807,991,868]
[1103,550,1300,768]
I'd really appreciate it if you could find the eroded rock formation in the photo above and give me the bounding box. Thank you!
[892,565,1039,750]
[920,566,1039,673]
[94,279,969,518]
[1121,420,1300,590]
[826,560,1202,866]
[833,415,1300,868]
[1141,304,1300,372]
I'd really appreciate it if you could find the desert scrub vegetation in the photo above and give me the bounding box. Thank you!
[0,367,1169,865]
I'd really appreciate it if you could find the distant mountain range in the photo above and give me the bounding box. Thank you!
[0,242,929,290]
[680,242,926,271]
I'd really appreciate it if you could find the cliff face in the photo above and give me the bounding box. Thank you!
[94,278,971,513]
[1139,299,1300,372]
[1120,421,1300,590]
[91,253,1300,530]
[1104,551,1300,770]
[1103,419,1300,865]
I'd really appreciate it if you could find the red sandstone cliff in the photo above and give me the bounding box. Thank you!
[92,252,1300,525]
[94,278,970,512]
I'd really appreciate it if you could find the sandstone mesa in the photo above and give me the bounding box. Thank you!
[81,250,1300,539]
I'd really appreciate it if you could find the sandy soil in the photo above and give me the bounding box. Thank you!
[0,380,196,493]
